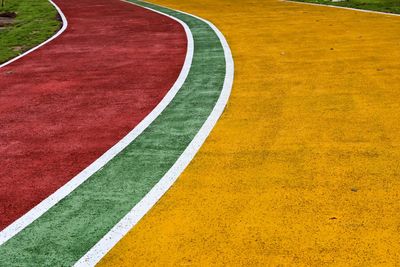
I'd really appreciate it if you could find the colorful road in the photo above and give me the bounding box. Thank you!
[99,0,400,266]
[0,0,232,265]
[1,0,400,266]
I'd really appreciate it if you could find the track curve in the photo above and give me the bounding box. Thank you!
[0,0,187,230]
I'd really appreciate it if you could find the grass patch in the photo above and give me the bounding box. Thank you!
[293,0,400,14]
[0,0,61,64]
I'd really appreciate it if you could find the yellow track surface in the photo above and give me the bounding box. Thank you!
[99,0,400,265]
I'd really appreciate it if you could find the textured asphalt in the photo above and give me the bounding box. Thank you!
[0,0,186,230]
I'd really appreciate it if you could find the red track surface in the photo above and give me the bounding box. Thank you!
[0,0,187,230]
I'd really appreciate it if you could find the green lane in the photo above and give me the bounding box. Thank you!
[0,1,226,266]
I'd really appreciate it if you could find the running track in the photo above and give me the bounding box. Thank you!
[3,0,399,265]
[0,0,187,229]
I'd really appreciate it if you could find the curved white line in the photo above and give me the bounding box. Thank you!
[0,1,194,246]
[74,1,234,266]
[284,0,400,17]
[0,0,68,69]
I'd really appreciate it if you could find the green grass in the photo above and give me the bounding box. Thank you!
[0,0,61,64]
[293,0,400,14]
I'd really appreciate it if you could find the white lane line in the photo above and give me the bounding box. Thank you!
[0,1,194,246]
[74,1,234,266]
[284,0,400,17]
[0,0,68,69]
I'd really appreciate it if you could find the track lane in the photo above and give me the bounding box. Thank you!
[0,0,187,230]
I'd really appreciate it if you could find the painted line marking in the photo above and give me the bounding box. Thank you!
[0,0,194,246]
[74,1,234,266]
[284,0,400,17]
[0,0,68,69]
